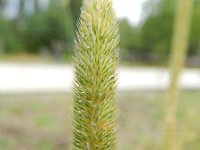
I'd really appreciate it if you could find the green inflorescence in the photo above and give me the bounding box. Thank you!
[72,0,119,149]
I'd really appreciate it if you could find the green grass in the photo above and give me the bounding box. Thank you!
[0,91,199,150]
[0,53,73,63]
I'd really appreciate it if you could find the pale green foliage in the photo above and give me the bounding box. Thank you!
[72,0,119,149]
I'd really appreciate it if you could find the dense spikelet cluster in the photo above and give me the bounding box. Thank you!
[72,0,119,149]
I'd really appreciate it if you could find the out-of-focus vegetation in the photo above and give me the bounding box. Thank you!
[0,0,76,56]
[137,0,200,64]
[0,0,199,65]
[0,92,199,150]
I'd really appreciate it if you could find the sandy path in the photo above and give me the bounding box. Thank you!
[0,63,199,94]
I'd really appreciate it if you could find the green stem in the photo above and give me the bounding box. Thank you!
[165,0,193,150]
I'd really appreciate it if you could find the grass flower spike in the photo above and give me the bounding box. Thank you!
[72,0,119,149]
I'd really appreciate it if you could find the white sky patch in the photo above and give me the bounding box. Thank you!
[112,0,147,24]
[39,0,49,10]
[3,0,19,19]
[24,0,34,15]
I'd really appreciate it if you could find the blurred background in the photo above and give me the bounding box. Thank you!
[0,0,200,149]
